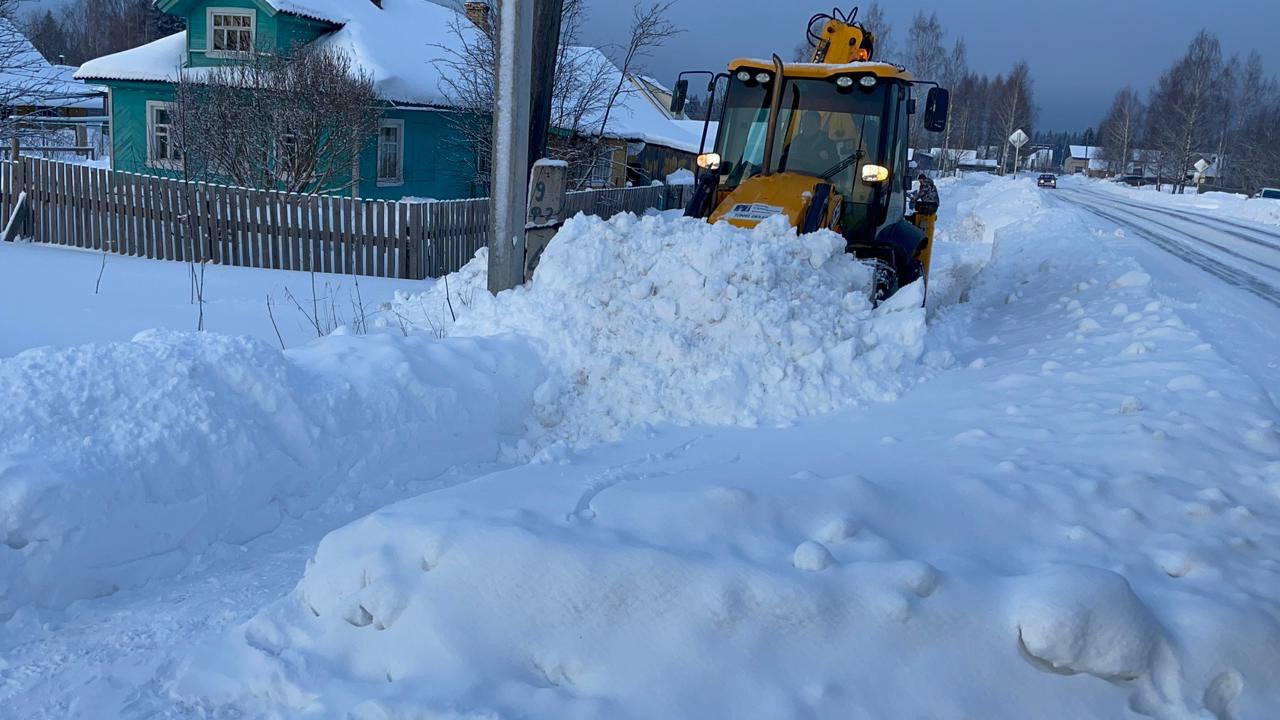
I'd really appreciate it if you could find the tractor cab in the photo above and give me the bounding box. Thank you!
[669,7,950,301]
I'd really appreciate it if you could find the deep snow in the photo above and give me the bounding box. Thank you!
[3,173,1279,719]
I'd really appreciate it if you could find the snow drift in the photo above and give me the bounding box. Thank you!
[396,212,928,447]
[0,331,542,615]
[174,178,1280,718]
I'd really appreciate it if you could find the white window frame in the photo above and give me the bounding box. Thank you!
[206,8,256,58]
[145,100,182,170]
[377,118,405,187]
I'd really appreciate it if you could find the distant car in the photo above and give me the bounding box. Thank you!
[1037,174,1057,189]
[1260,187,1280,200]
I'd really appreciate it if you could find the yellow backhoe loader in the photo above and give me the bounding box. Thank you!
[670,6,950,302]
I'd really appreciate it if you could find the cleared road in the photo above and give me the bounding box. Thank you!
[1054,184,1280,308]
[1051,181,1280,406]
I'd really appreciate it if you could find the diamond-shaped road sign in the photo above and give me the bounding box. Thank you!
[1009,129,1029,149]
[1194,158,1211,173]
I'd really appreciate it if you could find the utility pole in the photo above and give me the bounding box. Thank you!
[487,0,534,295]
[528,0,563,171]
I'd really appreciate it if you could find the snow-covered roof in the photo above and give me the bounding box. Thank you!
[80,1,470,106]
[1068,145,1102,160]
[78,1,702,153]
[0,19,104,109]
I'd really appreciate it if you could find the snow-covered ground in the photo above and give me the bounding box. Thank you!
[2,173,1278,719]
[0,240,427,357]
[1083,177,1280,228]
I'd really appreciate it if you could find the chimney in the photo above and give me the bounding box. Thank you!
[464,1,491,33]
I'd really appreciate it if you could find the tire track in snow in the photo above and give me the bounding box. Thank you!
[1070,188,1280,255]
[1071,188,1280,251]
[1060,189,1280,276]
[1063,199,1280,308]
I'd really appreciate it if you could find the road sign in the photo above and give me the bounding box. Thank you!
[1194,158,1210,173]
[1009,129,1029,149]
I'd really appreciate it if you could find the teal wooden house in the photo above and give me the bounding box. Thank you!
[76,0,702,201]
[76,0,490,200]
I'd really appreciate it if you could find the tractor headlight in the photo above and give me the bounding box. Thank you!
[861,164,890,183]
[754,72,772,84]
[835,76,854,88]
[859,75,877,88]
[736,70,751,82]
[697,152,721,170]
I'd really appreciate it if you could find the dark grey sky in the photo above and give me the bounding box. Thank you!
[579,0,1280,132]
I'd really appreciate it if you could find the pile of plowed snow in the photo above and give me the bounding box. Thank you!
[173,181,1280,719]
[0,331,542,615]
[396,213,928,446]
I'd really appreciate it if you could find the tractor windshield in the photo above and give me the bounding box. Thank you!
[715,74,889,204]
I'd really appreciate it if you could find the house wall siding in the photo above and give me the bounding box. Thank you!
[355,108,476,200]
[107,81,180,178]
[104,80,477,200]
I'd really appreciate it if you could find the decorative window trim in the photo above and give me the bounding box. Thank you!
[206,8,256,58]
[145,100,182,171]
[377,118,405,187]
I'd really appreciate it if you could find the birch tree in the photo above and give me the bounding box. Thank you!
[1146,31,1225,193]
[1098,87,1144,177]
[991,61,1035,174]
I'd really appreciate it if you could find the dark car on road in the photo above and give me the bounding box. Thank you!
[1037,174,1057,189]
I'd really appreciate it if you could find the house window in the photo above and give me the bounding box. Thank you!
[208,9,255,55]
[278,131,299,178]
[588,150,614,187]
[377,119,404,186]
[146,100,181,169]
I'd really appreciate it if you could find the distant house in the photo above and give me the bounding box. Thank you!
[75,0,700,200]
[931,148,997,173]
[1063,145,1106,176]
[0,19,105,120]
[1021,147,1054,172]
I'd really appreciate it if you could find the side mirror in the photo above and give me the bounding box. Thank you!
[671,78,689,115]
[924,87,950,133]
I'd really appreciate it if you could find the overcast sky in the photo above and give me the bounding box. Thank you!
[578,0,1280,132]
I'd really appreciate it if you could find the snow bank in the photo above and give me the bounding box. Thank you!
[175,185,1280,719]
[0,331,542,615]
[934,172,1047,245]
[396,212,927,447]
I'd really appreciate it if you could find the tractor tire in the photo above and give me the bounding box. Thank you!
[870,260,900,307]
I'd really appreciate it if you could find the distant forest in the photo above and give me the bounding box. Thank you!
[24,0,184,66]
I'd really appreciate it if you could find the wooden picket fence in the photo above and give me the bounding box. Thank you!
[1,157,685,280]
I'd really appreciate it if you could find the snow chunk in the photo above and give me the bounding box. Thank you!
[793,541,836,571]
[1010,566,1161,681]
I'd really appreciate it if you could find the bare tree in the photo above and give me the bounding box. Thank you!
[579,1,680,188]
[171,43,380,195]
[1146,31,1226,193]
[905,11,944,149]
[434,0,615,192]
[934,37,968,173]
[1231,53,1280,194]
[1098,87,1145,177]
[991,61,1036,174]
[860,1,893,62]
